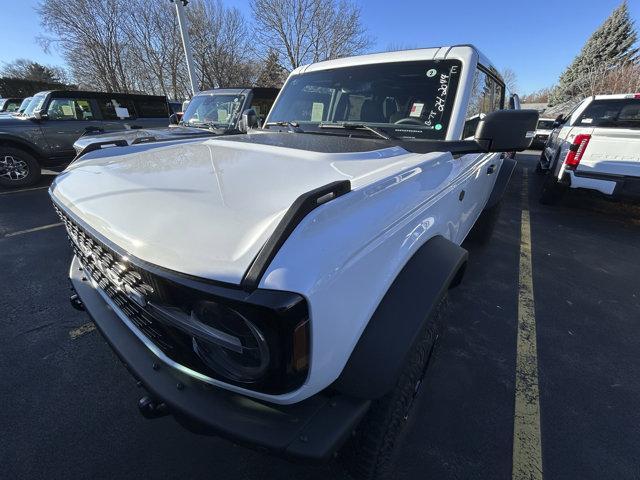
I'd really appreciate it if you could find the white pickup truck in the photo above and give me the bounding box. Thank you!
[50,45,536,479]
[538,94,640,204]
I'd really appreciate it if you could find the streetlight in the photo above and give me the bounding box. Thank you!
[170,0,198,97]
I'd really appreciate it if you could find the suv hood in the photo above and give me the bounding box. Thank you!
[73,125,219,155]
[51,135,430,284]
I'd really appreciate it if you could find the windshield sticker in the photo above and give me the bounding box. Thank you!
[115,107,130,119]
[311,102,324,122]
[424,64,459,130]
[410,103,424,117]
[218,109,229,122]
[581,118,593,124]
[426,68,437,78]
[61,105,73,116]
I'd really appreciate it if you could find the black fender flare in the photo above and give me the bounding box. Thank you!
[0,133,46,161]
[485,156,516,209]
[333,235,468,400]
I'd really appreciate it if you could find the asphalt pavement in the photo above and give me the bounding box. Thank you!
[1,153,639,479]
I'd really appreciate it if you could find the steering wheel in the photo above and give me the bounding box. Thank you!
[394,117,424,125]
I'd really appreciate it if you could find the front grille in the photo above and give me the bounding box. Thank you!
[54,204,177,353]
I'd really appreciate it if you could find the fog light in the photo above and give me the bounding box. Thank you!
[191,301,270,383]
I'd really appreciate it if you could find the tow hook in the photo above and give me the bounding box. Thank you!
[138,395,169,419]
[69,293,85,311]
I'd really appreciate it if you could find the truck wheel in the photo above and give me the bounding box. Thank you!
[539,173,566,205]
[340,298,446,480]
[0,147,41,188]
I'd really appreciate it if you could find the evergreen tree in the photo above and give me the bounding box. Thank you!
[256,50,287,88]
[550,1,639,105]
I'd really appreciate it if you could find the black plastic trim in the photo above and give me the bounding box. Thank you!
[333,235,468,399]
[485,156,516,209]
[75,139,129,159]
[241,180,352,290]
[70,260,369,461]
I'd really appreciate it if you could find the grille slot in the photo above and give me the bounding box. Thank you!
[54,205,176,353]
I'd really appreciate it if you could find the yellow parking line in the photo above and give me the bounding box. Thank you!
[3,222,63,238]
[512,169,543,480]
[0,185,50,195]
[69,322,96,339]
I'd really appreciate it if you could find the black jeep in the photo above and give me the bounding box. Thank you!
[0,90,171,187]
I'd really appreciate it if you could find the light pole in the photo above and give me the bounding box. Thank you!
[171,0,198,97]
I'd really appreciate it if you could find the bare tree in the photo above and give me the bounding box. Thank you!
[38,0,134,92]
[521,87,553,104]
[500,68,518,93]
[188,0,258,89]
[250,0,371,71]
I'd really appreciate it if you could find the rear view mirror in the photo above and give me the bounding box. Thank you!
[239,108,259,133]
[474,109,539,152]
[552,114,564,128]
[508,94,521,110]
[33,111,48,121]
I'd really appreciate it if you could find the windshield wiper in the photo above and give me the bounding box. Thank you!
[265,121,304,133]
[185,122,227,130]
[319,122,392,140]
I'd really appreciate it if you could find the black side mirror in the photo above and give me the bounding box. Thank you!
[552,114,564,128]
[240,108,259,132]
[509,94,521,110]
[33,111,48,121]
[169,113,179,125]
[474,109,539,152]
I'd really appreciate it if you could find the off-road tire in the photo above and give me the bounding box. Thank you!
[340,297,447,480]
[0,147,41,188]
[539,173,566,205]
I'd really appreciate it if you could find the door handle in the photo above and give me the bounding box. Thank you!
[487,164,496,174]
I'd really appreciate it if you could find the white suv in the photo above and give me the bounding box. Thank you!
[538,94,640,204]
[50,45,536,479]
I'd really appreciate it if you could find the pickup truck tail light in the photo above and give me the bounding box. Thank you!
[564,134,591,170]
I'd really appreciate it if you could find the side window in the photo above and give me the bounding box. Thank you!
[463,69,504,138]
[6,100,22,112]
[250,96,276,124]
[47,98,95,120]
[98,97,136,120]
[134,98,169,118]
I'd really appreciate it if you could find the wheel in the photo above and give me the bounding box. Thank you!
[340,298,446,480]
[0,147,41,187]
[466,200,503,245]
[539,173,566,205]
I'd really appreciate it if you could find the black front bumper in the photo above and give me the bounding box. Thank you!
[70,256,370,461]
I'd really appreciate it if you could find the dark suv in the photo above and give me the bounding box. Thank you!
[73,88,280,158]
[0,90,170,187]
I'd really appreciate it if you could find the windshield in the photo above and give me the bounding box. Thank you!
[266,60,462,140]
[576,98,640,128]
[537,120,555,130]
[24,93,47,117]
[17,97,33,113]
[182,94,245,128]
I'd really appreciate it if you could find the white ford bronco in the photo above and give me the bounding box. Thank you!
[50,46,536,478]
[538,93,640,204]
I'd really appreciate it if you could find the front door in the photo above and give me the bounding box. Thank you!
[43,96,103,159]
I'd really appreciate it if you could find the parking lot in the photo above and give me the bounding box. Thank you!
[2,151,640,479]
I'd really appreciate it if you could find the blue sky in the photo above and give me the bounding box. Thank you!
[1,0,638,94]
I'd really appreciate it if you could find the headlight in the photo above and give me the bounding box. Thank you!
[191,301,270,383]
